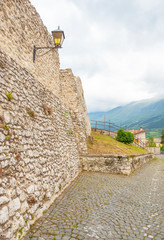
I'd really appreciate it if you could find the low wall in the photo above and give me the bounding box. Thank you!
[81,153,154,175]
[147,147,160,154]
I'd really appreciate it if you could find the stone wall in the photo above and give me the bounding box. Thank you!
[81,153,154,175]
[74,76,91,136]
[0,0,91,238]
[0,50,81,240]
[60,69,91,153]
[0,0,91,156]
[147,147,160,155]
[0,0,60,98]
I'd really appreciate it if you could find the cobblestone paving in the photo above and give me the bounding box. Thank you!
[24,158,164,240]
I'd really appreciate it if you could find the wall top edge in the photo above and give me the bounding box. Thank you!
[80,153,154,158]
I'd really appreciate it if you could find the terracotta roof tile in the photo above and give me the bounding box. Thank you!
[128,129,149,135]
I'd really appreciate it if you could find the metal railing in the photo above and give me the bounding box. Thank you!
[91,120,122,132]
[133,138,148,150]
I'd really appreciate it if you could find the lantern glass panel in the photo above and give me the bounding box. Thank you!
[54,33,62,46]
[52,30,65,47]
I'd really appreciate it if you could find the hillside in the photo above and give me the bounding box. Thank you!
[89,98,164,138]
[87,132,149,155]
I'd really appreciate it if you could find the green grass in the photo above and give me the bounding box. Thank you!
[87,131,149,155]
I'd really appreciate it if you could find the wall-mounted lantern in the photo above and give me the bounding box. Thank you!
[33,26,65,62]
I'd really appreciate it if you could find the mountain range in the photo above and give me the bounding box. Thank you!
[89,98,164,138]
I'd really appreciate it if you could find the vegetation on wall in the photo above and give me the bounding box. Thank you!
[6,91,13,101]
[64,111,69,119]
[0,115,11,143]
[67,129,73,135]
[42,104,53,115]
[27,108,35,118]
[0,61,5,69]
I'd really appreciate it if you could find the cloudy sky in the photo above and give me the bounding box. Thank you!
[30,0,164,112]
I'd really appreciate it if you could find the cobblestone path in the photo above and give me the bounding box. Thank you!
[24,159,164,240]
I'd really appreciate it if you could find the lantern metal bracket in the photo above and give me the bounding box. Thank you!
[33,45,62,63]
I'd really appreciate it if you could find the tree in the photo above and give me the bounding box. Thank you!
[148,137,156,147]
[148,137,154,145]
[126,132,134,144]
[160,144,164,151]
[116,129,134,144]
[161,129,164,144]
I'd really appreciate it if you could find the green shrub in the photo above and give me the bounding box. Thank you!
[116,129,127,142]
[116,129,134,144]
[160,144,164,151]
[149,143,156,147]
[126,131,134,144]
[148,137,156,147]
[161,130,164,144]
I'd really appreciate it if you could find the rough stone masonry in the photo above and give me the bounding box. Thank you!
[0,0,91,239]
[0,49,82,239]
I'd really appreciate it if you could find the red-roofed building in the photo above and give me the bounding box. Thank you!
[128,127,149,143]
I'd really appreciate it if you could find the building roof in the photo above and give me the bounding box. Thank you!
[128,127,149,135]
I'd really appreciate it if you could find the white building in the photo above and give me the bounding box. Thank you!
[128,127,149,143]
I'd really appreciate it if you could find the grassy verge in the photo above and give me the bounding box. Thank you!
[87,131,149,155]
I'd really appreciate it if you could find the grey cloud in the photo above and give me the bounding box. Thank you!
[144,72,164,96]
[70,0,164,49]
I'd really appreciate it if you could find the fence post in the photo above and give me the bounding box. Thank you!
[104,116,106,130]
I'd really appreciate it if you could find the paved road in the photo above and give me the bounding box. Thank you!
[156,154,164,159]
[24,158,164,240]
